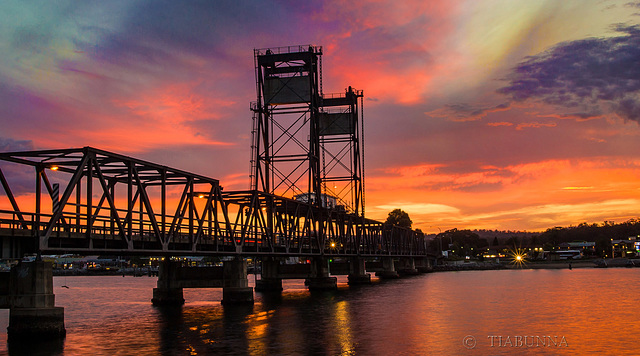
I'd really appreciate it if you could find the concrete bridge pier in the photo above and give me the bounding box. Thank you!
[254,257,283,292]
[221,257,254,305]
[7,260,66,340]
[397,258,419,276]
[347,258,371,285]
[375,257,400,279]
[415,257,433,273]
[152,259,185,306]
[306,257,337,291]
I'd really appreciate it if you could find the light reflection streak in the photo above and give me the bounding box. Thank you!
[333,300,356,355]
[244,309,273,355]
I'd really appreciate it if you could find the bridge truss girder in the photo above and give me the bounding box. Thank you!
[0,147,429,257]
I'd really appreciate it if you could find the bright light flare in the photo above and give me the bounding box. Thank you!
[508,246,527,268]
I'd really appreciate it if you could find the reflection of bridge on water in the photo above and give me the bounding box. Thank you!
[0,146,437,340]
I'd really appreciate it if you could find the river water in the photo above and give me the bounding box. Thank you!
[0,268,639,355]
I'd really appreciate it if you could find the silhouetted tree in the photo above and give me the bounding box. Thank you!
[505,236,519,247]
[385,209,412,228]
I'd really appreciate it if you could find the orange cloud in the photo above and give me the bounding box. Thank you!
[515,121,557,130]
[64,82,239,152]
[318,1,459,104]
[364,158,640,231]
[487,122,514,127]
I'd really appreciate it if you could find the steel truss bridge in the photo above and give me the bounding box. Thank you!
[0,147,430,258]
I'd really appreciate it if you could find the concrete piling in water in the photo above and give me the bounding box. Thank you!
[306,257,337,291]
[152,257,253,305]
[221,257,254,305]
[397,257,420,276]
[347,258,371,285]
[375,257,400,279]
[415,257,433,273]
[151,259,185,306]
[7,260,66,340]
[254,257,283,292]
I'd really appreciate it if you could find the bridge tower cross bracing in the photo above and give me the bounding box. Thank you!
[250,45,365,217]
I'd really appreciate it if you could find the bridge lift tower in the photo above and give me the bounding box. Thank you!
[250,45,365,216]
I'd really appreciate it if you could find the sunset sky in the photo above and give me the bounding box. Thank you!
[1,0,639,233]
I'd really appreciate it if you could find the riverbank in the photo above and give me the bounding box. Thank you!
[433,258,640,272]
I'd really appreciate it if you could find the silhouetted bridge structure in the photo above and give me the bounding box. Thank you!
[0,146,436,339]
[0,44,438,340]
[0,146,430,258]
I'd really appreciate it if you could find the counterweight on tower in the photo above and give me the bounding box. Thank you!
[250,45,365,216]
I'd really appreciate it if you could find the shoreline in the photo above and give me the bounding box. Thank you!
[433,258,640,272]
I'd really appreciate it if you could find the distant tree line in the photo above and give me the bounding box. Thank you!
[535,220,640,256]
[385,207,640,258]
[426,219,640,258]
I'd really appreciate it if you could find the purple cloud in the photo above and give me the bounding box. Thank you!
[426,102,511,122]
[0,137,33,152]
[0,137,34,196]
[498,24,640,122]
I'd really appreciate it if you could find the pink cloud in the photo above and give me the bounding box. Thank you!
[317,1,459,104]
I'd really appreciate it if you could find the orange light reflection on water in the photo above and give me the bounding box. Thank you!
[1,271,639,354]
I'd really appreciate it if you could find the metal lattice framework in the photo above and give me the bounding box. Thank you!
[0,147,427,257]
[250,45,365,216]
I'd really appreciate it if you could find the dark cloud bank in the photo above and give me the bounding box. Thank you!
[499,24,640,122]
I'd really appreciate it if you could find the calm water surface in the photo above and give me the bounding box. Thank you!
[0,268,638,355]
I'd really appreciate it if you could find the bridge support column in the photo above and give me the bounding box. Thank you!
[222,257,254,305]
[306,257,337,291]
[152,259,184,306]
[255,257,283,292]
[7,260,66,340]
[376,257,399,279]
[347,258,371,285]
[397,258,419,276]
[415,257,433,273]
